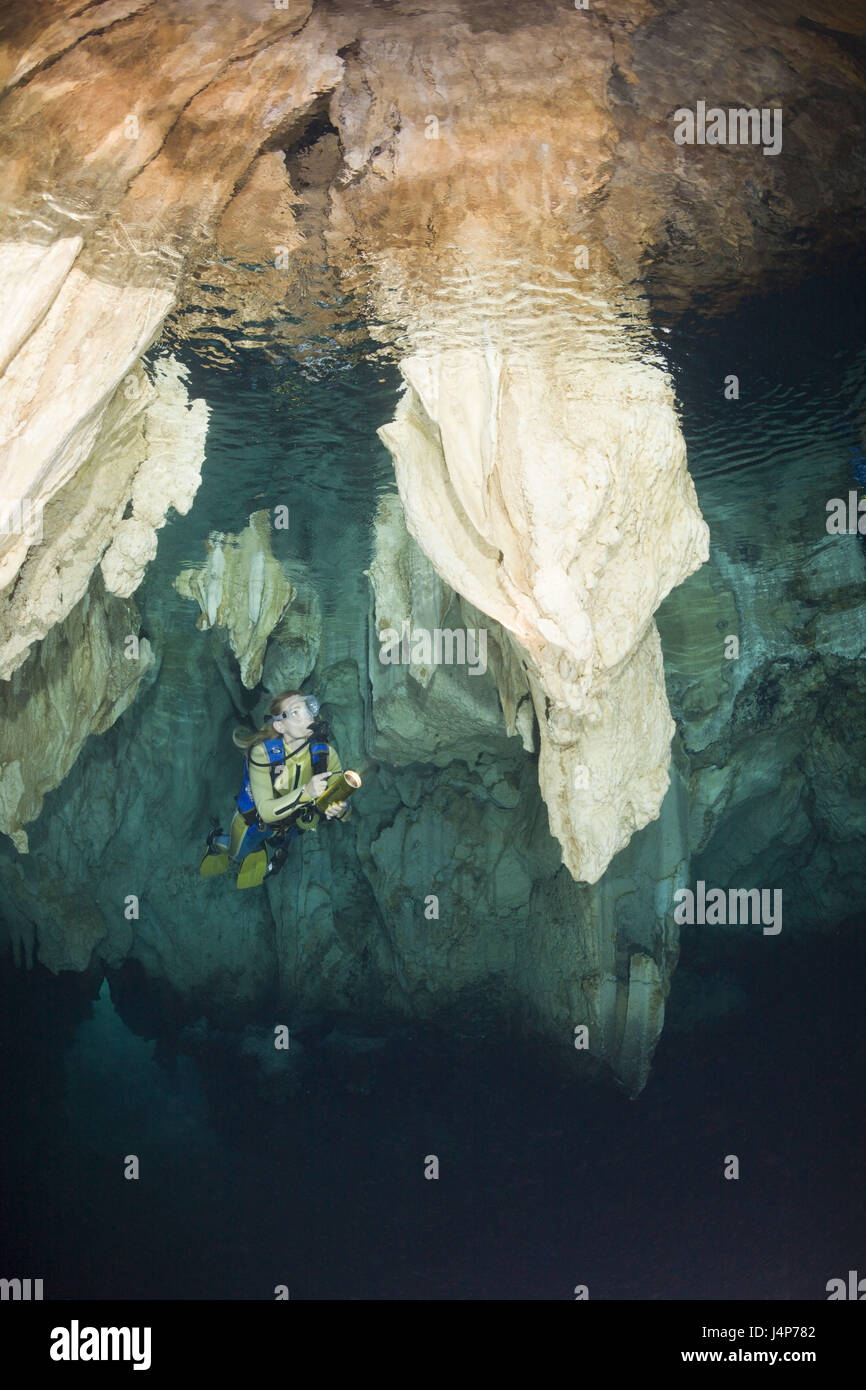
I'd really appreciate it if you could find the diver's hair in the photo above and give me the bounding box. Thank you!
[231,691,304,750]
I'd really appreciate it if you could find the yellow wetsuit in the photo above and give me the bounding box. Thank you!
[226,737,348,859]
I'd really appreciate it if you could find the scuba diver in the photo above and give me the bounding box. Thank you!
[200,689,358,890]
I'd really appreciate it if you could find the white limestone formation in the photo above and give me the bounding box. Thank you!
[0,241,175,607]
[0,329,208,679]
[101,356,209,595]
[173,510,295,689]
[379,347,710,883]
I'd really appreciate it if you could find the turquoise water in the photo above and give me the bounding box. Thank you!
[1,264,865,1299]
[137,348,399,690]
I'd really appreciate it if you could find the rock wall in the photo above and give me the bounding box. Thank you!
[363,489,691,1093]
[0,574,155,854]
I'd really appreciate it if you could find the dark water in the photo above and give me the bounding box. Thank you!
[0,922,863,1300]
[1,265,865,1301]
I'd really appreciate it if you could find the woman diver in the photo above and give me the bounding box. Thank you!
[200,689,351,889]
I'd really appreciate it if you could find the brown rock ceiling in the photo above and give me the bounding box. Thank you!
[1,0,863,365]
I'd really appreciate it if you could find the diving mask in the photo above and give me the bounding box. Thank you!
[272,695,320,724]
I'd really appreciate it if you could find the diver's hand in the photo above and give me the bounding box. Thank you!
[324,801,346,819]
[304,772,331,800]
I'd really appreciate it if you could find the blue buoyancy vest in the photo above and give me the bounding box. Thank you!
[236,735,330,821]
[236,737,287,817]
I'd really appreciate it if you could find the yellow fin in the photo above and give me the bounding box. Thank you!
[199,851,230,878]
[236,849,269,890]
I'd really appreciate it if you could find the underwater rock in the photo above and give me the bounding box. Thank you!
[0,856,109,973]
[174,510,294,689]
[261,571,322,695]
[656,460,866,932]
[462,599,536,754]
[0,269,172,676]
[378,351,709,883]
[101,357,209,597]
[0,353,207,680]
[366,492,515,765]
[359,776,537,1010]
[367,492,452,693]
[617,952,667,1097]
[0,573,154,852]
